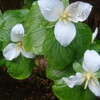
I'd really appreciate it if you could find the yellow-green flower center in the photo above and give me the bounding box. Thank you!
[15,42,24,50]
[59,11,72,24]
[82,72,97,89]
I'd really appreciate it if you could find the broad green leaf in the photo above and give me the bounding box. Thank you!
[85,89,95,100]
[45,22,55,28]
[43,23,92,69]
[5,55,34,80]
[53,79,95,100]
[0,28,11,50]
[73,62,84,73]
[24,2,50,54]
[43,28,74,69]
[90,40,100,53]
[46,64,75,80]
[95,71,100,78]
[73,23,92,59]
[2,9,29,29]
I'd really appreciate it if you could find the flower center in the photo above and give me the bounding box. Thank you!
[82,72,97,89]
[59,11,72,24]
[15,42,24,50]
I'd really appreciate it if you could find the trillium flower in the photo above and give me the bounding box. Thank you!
[92,27,98,43]
[38,0,93,46]
[63,50,100,96]
[3,24,35,61]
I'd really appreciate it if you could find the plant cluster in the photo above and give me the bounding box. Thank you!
[0,0,100,100]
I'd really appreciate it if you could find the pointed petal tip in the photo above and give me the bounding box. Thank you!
[62,73,84,88]
[21,49,35,59]
[3,43,20,61]
[92,27,98,43]
[11,24,24,42]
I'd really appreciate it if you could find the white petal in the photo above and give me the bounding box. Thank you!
[83,50,100,72]
[62,72,85,88]
[11,24,24,42]
[54,21,76,47]
[88,79,100,96]
[21,49,35,59]
[92,27,98,43]
[3,43,20,61]
[66,1,93,23]
[38,0,64,22]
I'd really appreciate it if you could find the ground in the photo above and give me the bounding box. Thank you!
[0,67,58,100]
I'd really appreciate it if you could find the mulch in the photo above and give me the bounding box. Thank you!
[0,67,58,100]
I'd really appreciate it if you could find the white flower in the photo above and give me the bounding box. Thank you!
[38,0,92,47]
[3,24,35,61]
[92,27,98,43]
[63,50,100,96]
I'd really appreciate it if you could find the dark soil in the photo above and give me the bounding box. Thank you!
[0,67,58,100]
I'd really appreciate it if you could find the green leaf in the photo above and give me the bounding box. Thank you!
[46,64,75,80]
[2,9,29,29]
[5,56,34,80]
[24,2,50,54]
[85,89,95,100]
[53,79,95,100]
[45,22,55,28]
[90,40,100,53]
[0,28,11,50]
[43,28,74,69]
[73,62,84,73]
[95,71,100,78]
[43,23,92,69]
[73,23,92,59]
